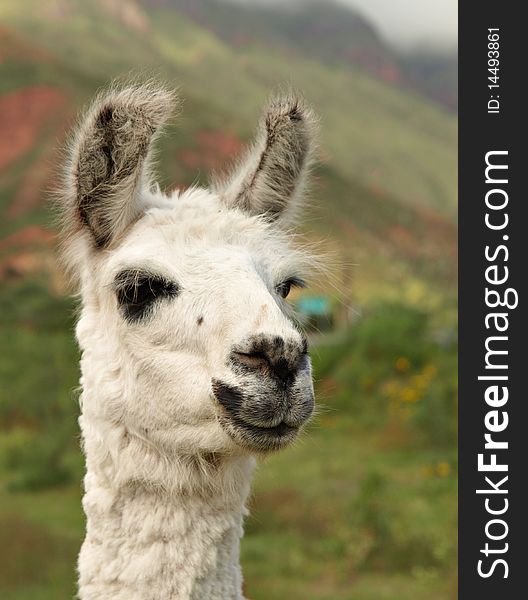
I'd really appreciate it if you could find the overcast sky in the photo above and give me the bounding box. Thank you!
[342,0,457,50]
[228,0,457,51]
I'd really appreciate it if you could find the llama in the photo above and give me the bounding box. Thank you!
[58,82,318,600]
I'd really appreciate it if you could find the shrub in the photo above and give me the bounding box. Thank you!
[312,301,457,447]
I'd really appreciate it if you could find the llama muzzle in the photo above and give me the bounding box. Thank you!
[212,334,314,452]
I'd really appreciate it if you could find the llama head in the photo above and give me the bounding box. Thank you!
[60,83,318,457]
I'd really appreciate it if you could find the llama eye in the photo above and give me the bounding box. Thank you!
[276,281,292,299]
[275,278,306,299]
[114,270,180,322]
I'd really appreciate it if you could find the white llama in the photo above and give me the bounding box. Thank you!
[58,82,318,600]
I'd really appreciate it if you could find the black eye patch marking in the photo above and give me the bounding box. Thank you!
[113,269,180,322]
[275,277,306,299]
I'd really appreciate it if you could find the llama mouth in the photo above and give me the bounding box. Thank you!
[220,413,300,451]
[212,378,310,451]
[230,414,298,438]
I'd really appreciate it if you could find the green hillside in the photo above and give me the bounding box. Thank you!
[158,0,396,75]
[1,0,457,299]
[161,0,457,112]
[1,0,457,218]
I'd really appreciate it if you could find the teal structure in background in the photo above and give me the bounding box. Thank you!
[296,296,333,331]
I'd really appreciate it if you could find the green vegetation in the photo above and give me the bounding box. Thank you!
[1,0,457,219]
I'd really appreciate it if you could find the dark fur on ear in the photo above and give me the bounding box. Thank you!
[60,82,176,253]
[214,92,317,221]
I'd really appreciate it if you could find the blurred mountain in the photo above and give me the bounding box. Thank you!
[0,0,456,302]
[148,0,457,111]
[152,0,402,84]
[401,49,458,112]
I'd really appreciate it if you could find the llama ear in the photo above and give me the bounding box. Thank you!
[64,83,176,248]
[214,93,316,221]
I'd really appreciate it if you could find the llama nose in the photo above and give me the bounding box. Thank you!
[231,334,308,384]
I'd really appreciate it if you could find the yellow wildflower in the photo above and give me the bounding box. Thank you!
[395,357,411,373]
[437,462,450,477]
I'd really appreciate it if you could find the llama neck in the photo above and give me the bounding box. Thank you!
[78,416,255,600]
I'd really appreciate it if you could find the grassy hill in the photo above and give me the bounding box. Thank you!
[1,0,457,219]
[148,0,457,112]
[0,0,457,297]
[158,0,397,77]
